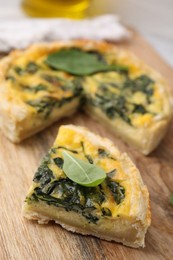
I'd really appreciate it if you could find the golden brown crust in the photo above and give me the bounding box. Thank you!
[23,210,147,248]
[85,105,171,155]
[0,40,172,153]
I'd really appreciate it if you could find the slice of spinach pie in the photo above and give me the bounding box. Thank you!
[22,125,151,248]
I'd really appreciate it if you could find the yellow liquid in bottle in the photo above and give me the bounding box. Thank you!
[22,0,91,19]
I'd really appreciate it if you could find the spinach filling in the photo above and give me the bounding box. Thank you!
[81,141,93,164]
[53,157,64,169]
[107,178,125,205]
[40,74,83,94]
[26,95,79,119]
[27,177,124,223]
[7,49,155,125]
[124,75,154,96]
[26,96,59,119]
[98,148,116,161]
[88,74,155,125]
[27,147,125,223]
[90,93,130,123]
[27,179,104,224]
[14,62,39,75]
[33,152,55,188]
[25,77,83,119]
[20,84,48,93]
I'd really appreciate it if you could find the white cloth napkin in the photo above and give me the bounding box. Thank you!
[0,15,131,52]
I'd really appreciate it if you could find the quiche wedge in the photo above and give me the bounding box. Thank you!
[22,125,151,248]
[0,40,172,154]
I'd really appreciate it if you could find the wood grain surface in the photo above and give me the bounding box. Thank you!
[0,32,173,260]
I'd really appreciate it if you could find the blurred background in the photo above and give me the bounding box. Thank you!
[0,0,172,66]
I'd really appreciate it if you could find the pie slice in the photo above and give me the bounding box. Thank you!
[22,124,151,248]
[0,40,171,154]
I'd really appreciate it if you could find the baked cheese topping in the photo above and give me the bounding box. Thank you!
[25,126,137,223]
[6,47,164,127]
[6,60,82,119]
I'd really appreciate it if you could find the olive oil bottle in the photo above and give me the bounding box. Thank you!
[22,0,91,19]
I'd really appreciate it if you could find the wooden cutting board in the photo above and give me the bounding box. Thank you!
[0,31,173,260]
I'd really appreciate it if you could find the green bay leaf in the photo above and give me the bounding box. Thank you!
[62,151,106,187]
[45,49,128,76]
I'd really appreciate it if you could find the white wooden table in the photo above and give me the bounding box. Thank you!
[0,0,172,67]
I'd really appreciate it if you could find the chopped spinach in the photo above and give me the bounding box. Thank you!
[26,95,75,119]
[86,73,155,126]
[84,155,94,164]
[57,146,78,154]
[33,187,69,206]
[72,77,84,96]
[41,74,62,86]
[133,104,147,114]
[32,84,47,92]
[14,62,39,75]
[107,178,125,204]
[83,185,105,206]
[98,148,116,161]
[82,212,99,224]
[80,141,94,164]
[33,153,55,188]
[98,148,109,158]
[124,75,154,97]
[26,96,58,118]
[53,157,64,169]
[14,66,24,76]
[25,193,39,204]
[57,96,76,107]
[41,74,83,96]
[101,207,112,216]
[21,84,47,93]
[25,62,39,74]
[90,93,131,124]
[29,178,106,223]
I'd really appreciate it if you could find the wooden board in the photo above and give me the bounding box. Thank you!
[0,32,173,260]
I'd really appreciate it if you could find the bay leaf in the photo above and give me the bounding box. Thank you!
[62,151,106,187]
[45,49,128,76]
